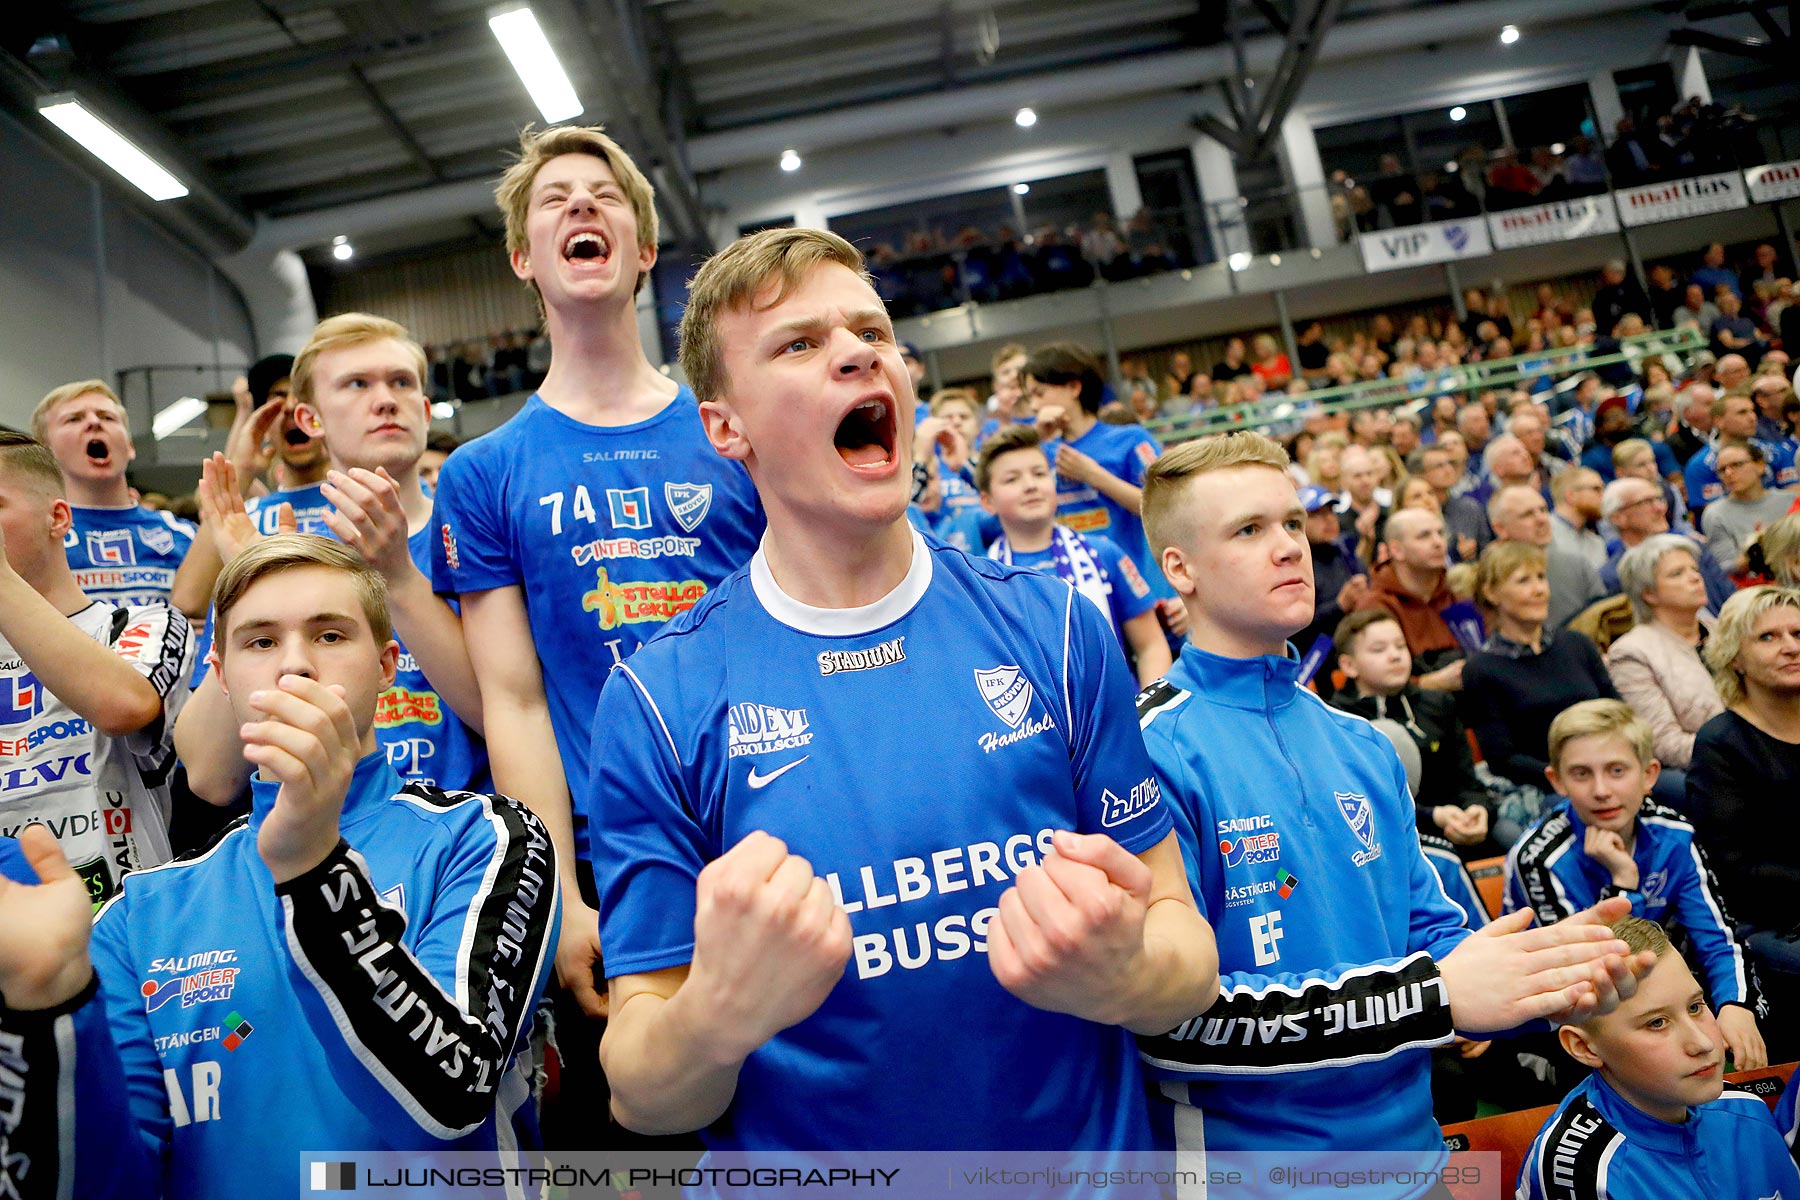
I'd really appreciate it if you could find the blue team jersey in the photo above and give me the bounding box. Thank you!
[431,390,763,860]
[1519,1073,1800,1199]
[373,524,489,792]
[1045,420,1168,598]
[1685,439,1795,507]
[64,505,195,607]
[996,531,1155,649]
[193,520,487,794]
[1136,646,1471,1180]
[244,483,333,535]
[936,453,981,516]
[1504,798,1761,1014]
[588,528,1170,1159]
[0,755,560,1200]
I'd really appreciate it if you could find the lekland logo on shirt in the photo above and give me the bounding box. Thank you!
[374,687,443,727]
[664,482,713,532]
[87,529,136,566]
[817,636,906,676]
[1335,790,1383,866]
[581,569,707,630]
[728,702,814,758]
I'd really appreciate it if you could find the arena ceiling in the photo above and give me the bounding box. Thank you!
[0,0,1727,261]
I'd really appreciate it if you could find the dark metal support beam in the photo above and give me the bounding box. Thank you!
[1668,26,1785,62]
[1197,0,1345,163]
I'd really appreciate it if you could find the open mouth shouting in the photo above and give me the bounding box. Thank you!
[283,427,314,447]
[85,438,112,467]
[834,395,897,471]
[562,228,612,269]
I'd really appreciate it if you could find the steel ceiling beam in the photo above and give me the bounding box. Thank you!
[561,0,712,252]
[1198,0,1345,162]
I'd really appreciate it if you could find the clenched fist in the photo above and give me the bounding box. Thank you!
[686,831,852,1062]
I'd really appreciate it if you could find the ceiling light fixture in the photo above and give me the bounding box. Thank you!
[1500,24,1520,44]
[1012,182,1030,195]
[152,396,208,440]
[779,148,802,172]
[1449,106,1467,122]
[38,95,188,201]
[488,6,583,123]
[1014,107,1037,128]
[1228,251,1252,271]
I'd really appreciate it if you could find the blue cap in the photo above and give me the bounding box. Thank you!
[1297,484,1336,513]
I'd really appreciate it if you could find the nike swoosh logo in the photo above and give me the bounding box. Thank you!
[746,756,809,789]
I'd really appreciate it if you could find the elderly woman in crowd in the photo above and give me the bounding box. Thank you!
[1689,585,1800,1032]
[1605,535,1722,795]
[1462,541,1619,791]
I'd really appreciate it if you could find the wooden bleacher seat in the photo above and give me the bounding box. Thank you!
[1441,1062,1796,1196]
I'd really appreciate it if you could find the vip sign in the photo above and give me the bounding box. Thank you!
[1746,160,1800,204]
[1357,219,1493,274]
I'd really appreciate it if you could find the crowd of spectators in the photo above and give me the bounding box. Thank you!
[1108,240,1799,432]
[422,328,550,403]
[865,207,1200,317]
[899,253,1800,1090]
[1332,94,1770,234]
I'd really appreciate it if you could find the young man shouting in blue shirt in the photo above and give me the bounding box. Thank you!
[589,227,1217,1165]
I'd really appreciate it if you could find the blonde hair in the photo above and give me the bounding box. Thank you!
[212,534,392,652]
[930,388,980,417]
[1609,915,1672,959]
[1758,512,1800,587]
[1474,539,1547,607]
[290,313,428,414]
[32,380,126,445]
[1140,431,1287,556]
[494,124,658,296]
[1704,585,1800,707]
[1547,698,1654,769]
[0,431,67,497]
[677,227,871,405]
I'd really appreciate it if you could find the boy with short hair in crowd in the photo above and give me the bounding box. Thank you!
[33,379,196,609]
[1505,698,1768,1069]
[1133,431,1649,1187]
[0,534,559,1197]
[0,432,193,905]
[1329,608,1502,855]
[1518,916,1800,1199]
[979,425,1171,685]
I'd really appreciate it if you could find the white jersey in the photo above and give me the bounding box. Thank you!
[0,602,193,905]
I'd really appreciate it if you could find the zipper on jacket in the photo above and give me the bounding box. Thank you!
[1263,659,1317,829]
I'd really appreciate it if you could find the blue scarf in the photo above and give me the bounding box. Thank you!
[989,524,1112,619]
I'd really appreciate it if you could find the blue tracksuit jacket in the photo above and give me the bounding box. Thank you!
[1504,798,1763,1016]
[1136,645,1473,1174]
[0,753,559,1199]
[1518,1071,1800,1198]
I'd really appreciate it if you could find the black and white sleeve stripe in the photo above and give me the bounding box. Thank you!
[275,795,558,1140]
[1137,952,1453,1075]
[0,978,93,1200]
[1531,1095,1622,1200]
